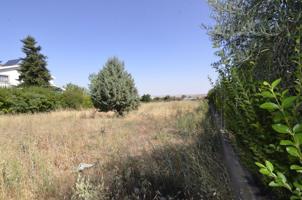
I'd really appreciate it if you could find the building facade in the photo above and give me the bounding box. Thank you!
[0,59,22,87]
[0,59,55,87]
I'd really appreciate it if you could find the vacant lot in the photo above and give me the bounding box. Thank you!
[0,101,231,200]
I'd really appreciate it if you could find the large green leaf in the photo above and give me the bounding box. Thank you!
[265,160,274,172]
[260,102,279,111]
[272,124,291,134]
[269,181,281,187]
[290,165,302,173]
[280,140,294,146]
[277,172,287,183]
[272,78,281,89]
[259,168,270,176]
[255,162,265,168]
[286,147,300,157]
[282,96,297,109]
[294,134,302,145]
[293,124,302,133]
[261,91,274,98]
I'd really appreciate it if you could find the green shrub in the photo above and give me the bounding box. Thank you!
[62,83,93,109]
[0,87,62,114]
[256,78,302,199]
[0,85,92,114]
[89,57,140,115]
[207,0,302,197]
[140,94,152,103]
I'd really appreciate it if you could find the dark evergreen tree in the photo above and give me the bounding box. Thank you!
[89,57,140,115]
[18,36,52,87]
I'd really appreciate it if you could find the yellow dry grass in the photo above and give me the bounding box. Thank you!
[0,101,203,199]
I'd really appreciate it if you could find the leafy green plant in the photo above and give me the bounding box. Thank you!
[256,79,302,199]
[89,57,140,115]
[141,94,152,103]
[0,86,92,114]
[207,0,302,197]
[62,83,93,109]
[0,87,62,114]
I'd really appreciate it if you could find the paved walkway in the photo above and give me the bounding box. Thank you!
[211,107,270,200]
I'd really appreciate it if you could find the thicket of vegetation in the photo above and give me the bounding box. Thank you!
[0,87,61,114]
[140,94,152,102]
[62,83,93,109]
[89,57,140,115]
[207,0,302,198]
[152,95,198,102]
[0,86,92,114]
[1,37,139,114]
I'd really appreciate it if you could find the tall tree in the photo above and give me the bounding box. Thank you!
[208,0,302,85]
[18,36,52,87]
[89,57,140,115]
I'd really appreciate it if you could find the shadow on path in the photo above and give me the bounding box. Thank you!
[210,105,272,200]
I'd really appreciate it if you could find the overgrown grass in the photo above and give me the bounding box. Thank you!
[0,101,232,199]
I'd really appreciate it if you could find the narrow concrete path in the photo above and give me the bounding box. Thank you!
[211,107,271,200]
[220,132,269,200]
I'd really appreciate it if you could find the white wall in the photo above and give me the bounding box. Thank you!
[0,65,56,87]
[0,65,21,86]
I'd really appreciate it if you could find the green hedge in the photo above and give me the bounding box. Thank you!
[0,86,93,114]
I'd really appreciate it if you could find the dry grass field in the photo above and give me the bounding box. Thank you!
[0,101,232,200]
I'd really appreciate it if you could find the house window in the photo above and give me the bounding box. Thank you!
[0,75,9,83]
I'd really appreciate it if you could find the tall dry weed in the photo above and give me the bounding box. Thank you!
[0,101,232,200]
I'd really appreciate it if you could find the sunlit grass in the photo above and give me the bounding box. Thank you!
[0,101,231,199]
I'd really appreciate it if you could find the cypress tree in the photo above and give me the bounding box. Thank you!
[18,36,52,87]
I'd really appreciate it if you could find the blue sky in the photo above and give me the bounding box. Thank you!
[0,0,216,96]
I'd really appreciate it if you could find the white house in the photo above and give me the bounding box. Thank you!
[0,59,55,87]
[0,59,22,87]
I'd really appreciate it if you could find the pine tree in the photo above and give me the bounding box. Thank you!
[18,36,52,87]
[89,57,140,115]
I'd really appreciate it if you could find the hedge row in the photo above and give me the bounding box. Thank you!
[0,86,92,114]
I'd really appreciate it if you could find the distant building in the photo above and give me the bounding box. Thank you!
[0,59,55,87]
[183,96,195,101]
[0,59,22,87]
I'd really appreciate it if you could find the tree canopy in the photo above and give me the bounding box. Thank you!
[89,57,140,115]
[141,94,152,102]
[18,36,52,87]
[207,0,302,198]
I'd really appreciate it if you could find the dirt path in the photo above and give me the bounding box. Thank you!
[211,106,270,200]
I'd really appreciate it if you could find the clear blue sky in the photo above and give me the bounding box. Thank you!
[0,0,217,96]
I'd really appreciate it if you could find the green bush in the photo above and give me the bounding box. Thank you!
[89,57,140,115]
[0,87,62,114]
[140,94,152,102]
[207,0,302,198]
[151,96,181,102]
[256,78,302,199]
[62,83,93,110]
[0,85,93,114]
